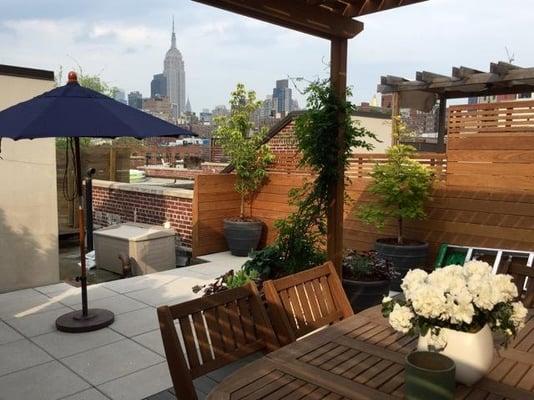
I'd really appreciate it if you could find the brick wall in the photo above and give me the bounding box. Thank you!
[266,120,303,172]
[92,181,193,246]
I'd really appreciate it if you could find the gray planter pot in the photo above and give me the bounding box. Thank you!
[342,279,390,312]
[375,239,429,291]
[405,351,456,400]
[223,219,263,257]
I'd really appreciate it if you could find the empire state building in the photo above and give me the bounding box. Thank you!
[163,19,186,117]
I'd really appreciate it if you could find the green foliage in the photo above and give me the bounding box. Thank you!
[215,84,274,218]
[358,144,434,244]
[245,79,376,279]
[224,269,259,289]
[78,74,118,97]
[342,250,397,282]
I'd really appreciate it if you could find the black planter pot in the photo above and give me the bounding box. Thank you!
[375,239,428,292]
[223,219,263,257]
[342,278,390,312]
[405,351,456,400]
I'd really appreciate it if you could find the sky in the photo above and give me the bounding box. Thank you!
[1,0,534,112]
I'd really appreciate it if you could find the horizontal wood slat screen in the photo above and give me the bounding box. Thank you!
[192,174,240,257]
[192,101,534,259]
[448,100,534,191]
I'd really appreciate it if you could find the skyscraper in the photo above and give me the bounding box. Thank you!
[163,18,186,117]
[128,91,143,109]
[150,73,167,98]
[272,79,292,116]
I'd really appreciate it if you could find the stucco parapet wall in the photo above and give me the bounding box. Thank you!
[92,180,194,199]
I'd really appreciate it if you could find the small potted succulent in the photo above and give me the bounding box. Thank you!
[342,250,396,312]
[216,84,274,256]
[358,144,434,291]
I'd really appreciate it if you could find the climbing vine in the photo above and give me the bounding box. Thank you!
[245,79,377,278]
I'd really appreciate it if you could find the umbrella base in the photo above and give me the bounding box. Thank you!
[56,309,115,333]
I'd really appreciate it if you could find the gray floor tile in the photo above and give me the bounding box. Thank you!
[59,388,110,400]
[125,277,206,307]
[132,329,165,356]
[110,307,158,337]
[0,291,65,319]
[98,362,172,400]
[69,295,148,315]
[0,361,90,400]
[0,338,52,376]
[55,286,117,306]
[35,283,74,296]
[32,328,124,359]
[102,275,179,295]
[5,306,73,337]
[62,339,163,386]
[0,321,23,345]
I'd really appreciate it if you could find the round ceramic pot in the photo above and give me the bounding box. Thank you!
[405,351,456,400]
[342,279,390,312]
[374,239,429,292]
[223,219,263,257]
[417,324,494,386]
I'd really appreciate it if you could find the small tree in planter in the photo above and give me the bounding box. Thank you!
[358,144,434,290]
[216,83,274,256]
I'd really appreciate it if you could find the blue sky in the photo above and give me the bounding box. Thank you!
[1,0,533,111]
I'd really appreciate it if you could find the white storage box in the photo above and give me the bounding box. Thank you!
[94,223,176,276]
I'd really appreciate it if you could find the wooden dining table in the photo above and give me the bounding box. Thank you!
[207,305,534,400]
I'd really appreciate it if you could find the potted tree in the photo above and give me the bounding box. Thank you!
[216,84,274,256]
[358,144,434,291]
[342,250,396,312]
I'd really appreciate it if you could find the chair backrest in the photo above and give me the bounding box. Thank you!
[497,256,534,308]
[263,261,353,346]
[157,282,279,400]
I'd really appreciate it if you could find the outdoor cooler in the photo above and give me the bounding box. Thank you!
[94,222,176,276]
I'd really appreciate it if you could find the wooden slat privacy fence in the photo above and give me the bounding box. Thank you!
[192,100,534,259]
[448,100,534,191]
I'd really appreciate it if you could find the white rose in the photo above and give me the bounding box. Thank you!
[463,260,493,279]
[428,328,447,350]
[410,285,447,319]
[382,296,393,304]
[401,269,428,300]
[389,304,415,334]
[511,302,528,329]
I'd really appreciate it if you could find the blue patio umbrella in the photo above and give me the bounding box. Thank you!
[0,71,195,332]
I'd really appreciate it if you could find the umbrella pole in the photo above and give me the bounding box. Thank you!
[55,137,114,332]
[74,138,89,316]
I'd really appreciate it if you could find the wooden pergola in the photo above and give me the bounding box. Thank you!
[379,61,534,150]
[192,0,428,273]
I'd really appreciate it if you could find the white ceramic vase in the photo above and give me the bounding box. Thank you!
[417,324,495,386]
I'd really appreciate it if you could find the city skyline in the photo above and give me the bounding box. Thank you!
[2,1,534,112]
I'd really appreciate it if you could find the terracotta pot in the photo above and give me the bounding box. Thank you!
[417,324,494,386]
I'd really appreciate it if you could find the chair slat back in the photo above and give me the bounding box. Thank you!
[157,282,278,400]
[497,256,534,308]
[263,261,353,345]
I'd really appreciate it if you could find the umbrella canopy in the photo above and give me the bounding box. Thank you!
[0,72,194,140]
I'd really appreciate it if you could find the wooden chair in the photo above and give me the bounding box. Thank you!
[157,282,279,400]
[263,261,353,346]
[497,255,534,308]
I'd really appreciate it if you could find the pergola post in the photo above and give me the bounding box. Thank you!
[328,37,348,276]
[437,94,447,152]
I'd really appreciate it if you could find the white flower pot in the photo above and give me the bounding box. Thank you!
[417,324,494,386]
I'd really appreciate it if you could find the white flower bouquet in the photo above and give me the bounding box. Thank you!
[382,260,528,349]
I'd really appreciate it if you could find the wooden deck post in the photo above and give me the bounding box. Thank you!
[391,93,400,145]
[328,37,348,276]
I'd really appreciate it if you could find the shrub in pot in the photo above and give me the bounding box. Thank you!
[342,250,397,312]
[358,144,434,291]
[216,84,274,256]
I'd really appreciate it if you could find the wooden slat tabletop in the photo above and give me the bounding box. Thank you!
[207,306,534,400]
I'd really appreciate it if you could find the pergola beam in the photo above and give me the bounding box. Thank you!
[378,61,534,99]
[192,0,364,39]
